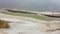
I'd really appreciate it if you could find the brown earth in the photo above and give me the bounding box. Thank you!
[0,20,9,29]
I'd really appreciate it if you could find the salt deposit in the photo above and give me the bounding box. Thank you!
[0,13,60,34]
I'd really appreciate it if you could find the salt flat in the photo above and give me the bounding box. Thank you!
[0,13,60,34]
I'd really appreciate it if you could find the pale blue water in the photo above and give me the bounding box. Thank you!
[0,0,60,11]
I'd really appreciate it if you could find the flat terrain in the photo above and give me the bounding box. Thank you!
[0,12,60,34]
[0,13,46,34]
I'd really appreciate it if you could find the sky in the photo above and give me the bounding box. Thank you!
[0,0,60,11]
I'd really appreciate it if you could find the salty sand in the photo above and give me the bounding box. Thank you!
[0,13,60,34]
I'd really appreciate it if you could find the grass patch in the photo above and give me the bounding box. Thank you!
[12,13,53,21]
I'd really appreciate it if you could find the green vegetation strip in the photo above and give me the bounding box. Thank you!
[0,11,53,21]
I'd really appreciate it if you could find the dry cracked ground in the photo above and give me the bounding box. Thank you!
[0,13,60,34]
